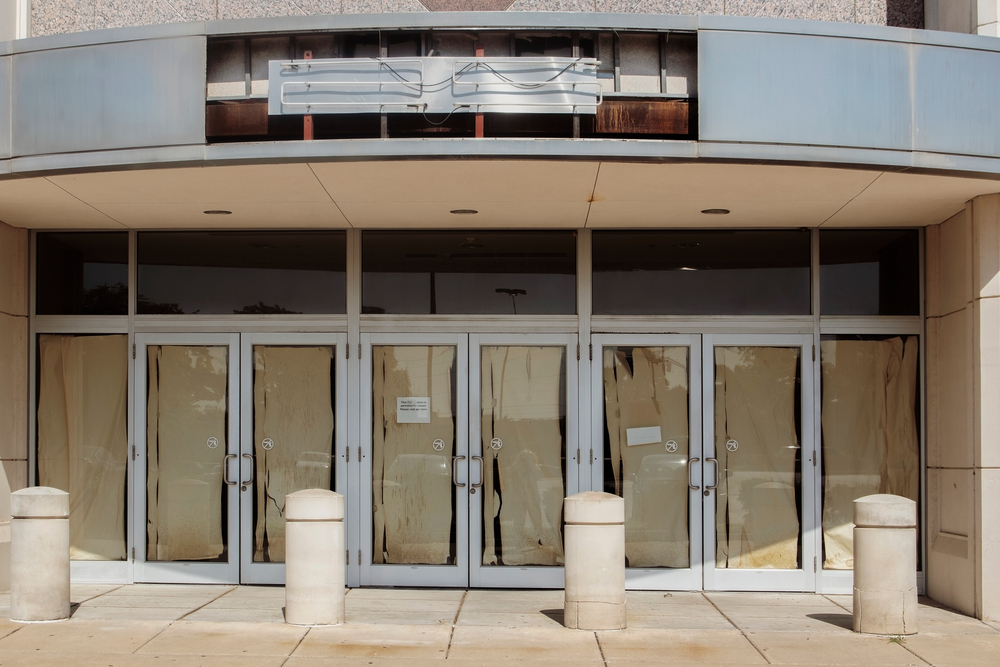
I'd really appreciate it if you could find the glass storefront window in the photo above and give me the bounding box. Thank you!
[137,231,346,314]
[362,231,576,315]
[37,334,129,560]
[820,230,920,316]
[36,233,129,315]
[820,335,920,570]
[593,231,811,315]
[602,346,690,568]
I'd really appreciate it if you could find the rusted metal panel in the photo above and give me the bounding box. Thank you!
[205,101,268,136]
[595,99,688,135]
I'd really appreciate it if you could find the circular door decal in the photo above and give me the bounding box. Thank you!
[432,439,445,452]
[726,439,739,452]
[262,438,274,451]
[490,438,503,451]
[207,437,219,449]
[665,440,678,453]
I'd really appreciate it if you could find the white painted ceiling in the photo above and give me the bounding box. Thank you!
[0,160,998,230]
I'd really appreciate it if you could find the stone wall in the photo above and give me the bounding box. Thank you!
[926,194,1000,623]
[27,0,924,38]
[0,221,29,593]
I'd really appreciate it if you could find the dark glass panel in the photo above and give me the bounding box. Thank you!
[592,231,811,315]
[362,231,576,315]
[137,231,346,315]
[820,230,919,316]
[36,233,129,315]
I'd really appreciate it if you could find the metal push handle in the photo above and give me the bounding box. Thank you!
[242,454,255,485]
[687,457,701,490]
[471,456,484,492]
[705,457,720,491]
[223,454,238,486]
[452,455,467,488]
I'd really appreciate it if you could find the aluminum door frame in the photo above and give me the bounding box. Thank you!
[469,333,579,589]
[238,333,349,585]
[132,332,241,584]
[359,333,470,588]
[702,333,817,592]
[590,334,704,591]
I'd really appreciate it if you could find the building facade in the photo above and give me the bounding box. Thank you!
[0,1,998,623]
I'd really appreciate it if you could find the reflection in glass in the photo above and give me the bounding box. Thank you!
[372,346,457,565]
[36,233,129,315]
[820,230,919,316]
[821,336,919,570]
[146,346,229,562]
[252,346,335,562]
[603,346,689,568]
[715,347,801,569]
[137,231,346,314]
[37,334,128,560]
[481,346,566,566]
[593,231,811,315]
[362,231,576,315]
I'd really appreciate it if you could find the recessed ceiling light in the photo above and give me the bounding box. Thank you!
[679,267,697,271]
[204,210,233,215]
[701,208,730,215]
[450,209,478,215]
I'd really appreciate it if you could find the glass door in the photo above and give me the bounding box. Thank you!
[703,334,816,592]
[239,333,347,585]
[133,333,240,583]
[360,334,469,587]
[470,334,578,589]
[591,335,703,591]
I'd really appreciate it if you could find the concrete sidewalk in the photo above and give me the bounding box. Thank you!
[0,586,996,666]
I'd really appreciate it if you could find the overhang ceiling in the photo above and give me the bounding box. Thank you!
[0,160,997,230]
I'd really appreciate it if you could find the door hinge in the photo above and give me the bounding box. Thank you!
[346,343,349,359]
[131,547,135,563]
[132,445,136,461]
[576,343,580,361]
[589,343,593,361]
[813,454,817,467]
[346,447,349,463]
[132,343,136,359]
[812,345,815,362]
[358,550,361,566]
[576,448,581,465]
[814,556,817,573]
[358,446,362,462]
[358,343,361,359]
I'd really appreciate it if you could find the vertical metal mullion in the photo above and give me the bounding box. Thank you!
[345,228,362,587]
[576,229,592,492]
[27,232,37,489]
[127,229,137,583]
[659,32,669,94]
[572,33,581,139]
[244,38,252,99]
[919,225,927,593]
[613,32,621,93]
[380,35,388,139]
[810,227,822,591]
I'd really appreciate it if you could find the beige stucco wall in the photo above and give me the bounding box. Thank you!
[0,220,28,593]
[926,193,1000,622]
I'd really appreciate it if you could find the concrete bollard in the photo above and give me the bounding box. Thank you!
[10,487,70,623]
[284,489,345,626]
[853,494,918,635]
[564,491,626,630]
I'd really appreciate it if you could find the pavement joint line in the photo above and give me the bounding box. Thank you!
[822,593,853,614]
[895,636,936,666]
[126,585,236,655]
[281,623,312,665]
[595,631,608,667]
[174,585,238,622]
[444,589,468,659]
[701,592,772,665]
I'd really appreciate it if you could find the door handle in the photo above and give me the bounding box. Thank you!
[705,457,720,491]
[471,456,484,494]
[223,454,238,486]
[452,455,467,488]
[687,457,701,490]
[242,453,255,488]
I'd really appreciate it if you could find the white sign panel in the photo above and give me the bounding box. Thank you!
[626,426,662,447]
[397,397,431,424]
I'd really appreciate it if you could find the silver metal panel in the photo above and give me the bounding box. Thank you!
[913,44,1000,159]
[12,36,206,157]
[269,57,600,115]
[0,56,9,159]
[699,30,912,151]
[11,20,206,55]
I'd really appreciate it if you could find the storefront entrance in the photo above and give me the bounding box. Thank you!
[133,333,347,584]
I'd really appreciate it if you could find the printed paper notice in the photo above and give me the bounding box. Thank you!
[397,397,431,424]
[626,426,662,447]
